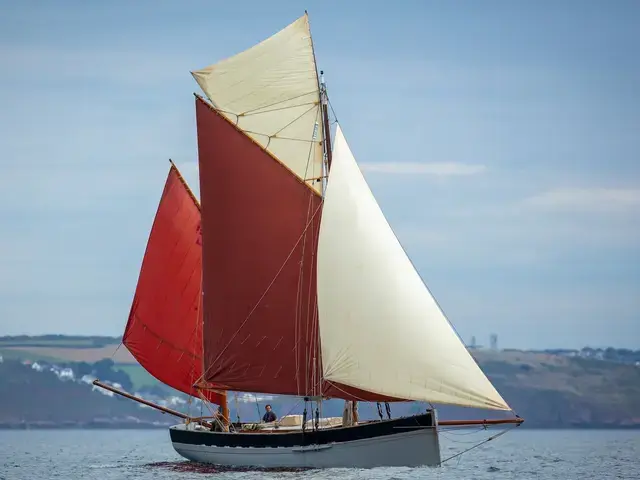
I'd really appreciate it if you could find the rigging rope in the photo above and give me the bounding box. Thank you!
[109,341,122,361]
[327,97,339,125]
[232,90,318,117]
[211,90,321,145]
[197,202,324,383]
[294,103,322,398]
[234,392,240,424]
[440,424,520,465]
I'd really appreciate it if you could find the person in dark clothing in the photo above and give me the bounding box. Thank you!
[210,405,224,432]
[262,404,277,423]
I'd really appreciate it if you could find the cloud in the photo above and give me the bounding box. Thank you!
[359,162,486,176]
[236,393,275,403]
[523,188,640,212]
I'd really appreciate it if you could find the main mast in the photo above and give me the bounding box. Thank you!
[317,66,363,424]
[320,70,332,173]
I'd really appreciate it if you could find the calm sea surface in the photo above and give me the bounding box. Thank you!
[0,428,638,479]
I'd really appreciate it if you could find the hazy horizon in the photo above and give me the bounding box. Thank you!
[0,332,634,352]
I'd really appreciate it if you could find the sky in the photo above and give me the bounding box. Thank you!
[0,0,638,349]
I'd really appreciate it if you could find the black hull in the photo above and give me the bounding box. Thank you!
[169,411,436,448]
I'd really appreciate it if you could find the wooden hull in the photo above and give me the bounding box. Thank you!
[169,411,441,468]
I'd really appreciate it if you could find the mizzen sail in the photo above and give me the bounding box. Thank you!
[123,164,224,406]
[316,126,511,411]
[192,14,324,194]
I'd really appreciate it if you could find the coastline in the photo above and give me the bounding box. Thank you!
[1,422,639,431]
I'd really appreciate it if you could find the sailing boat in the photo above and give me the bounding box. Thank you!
[96,12,523,468]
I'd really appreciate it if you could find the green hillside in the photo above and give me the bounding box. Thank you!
[1,335,639,429]
[0,335,121,348]
[0,359,170,428]
[115,364,161,390]
[472,350,640,428]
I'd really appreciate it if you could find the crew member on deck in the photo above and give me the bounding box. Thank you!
[262,404,277,423]
[210,405,224,432]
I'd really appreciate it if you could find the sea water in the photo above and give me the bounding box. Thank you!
[0,428,638,479]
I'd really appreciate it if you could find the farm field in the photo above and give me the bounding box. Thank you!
[0,345,136,363]
[115,364,161,390]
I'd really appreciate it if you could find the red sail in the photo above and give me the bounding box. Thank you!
[195,96,401,403]
[123,164,224,406]
[196,96,323,396]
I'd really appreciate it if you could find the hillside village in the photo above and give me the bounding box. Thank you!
[1,336,639,429]
[478,346,640,366]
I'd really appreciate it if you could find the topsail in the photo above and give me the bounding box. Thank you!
[192,15,324,194]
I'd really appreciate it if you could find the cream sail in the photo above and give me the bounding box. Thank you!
[317,126,511,411]
[191,14,324,193]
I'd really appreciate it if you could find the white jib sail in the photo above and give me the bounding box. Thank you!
[191,14,324,194]
[316,125,511,411]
